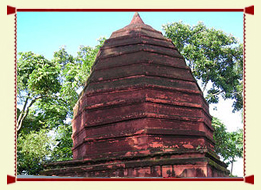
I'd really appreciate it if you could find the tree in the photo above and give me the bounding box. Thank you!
[212,117,243,175]
[50,124,73,161]
[17,39,105,175]
[17,52,67,132]
[163,21,243,176]
[17,128,54,175]
[17,51,70,175]
[163,22,243,112]
[53,37,106,112]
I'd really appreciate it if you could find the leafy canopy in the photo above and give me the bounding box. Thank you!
[17,128,54,175]
[163,22,243,112]
[17,38,105,175]
[212,117,243,175]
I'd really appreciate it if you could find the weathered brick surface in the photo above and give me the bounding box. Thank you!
[42,12,229,177]
[42,150,228,177]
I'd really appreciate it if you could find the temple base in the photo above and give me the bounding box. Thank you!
[41,150,229,177]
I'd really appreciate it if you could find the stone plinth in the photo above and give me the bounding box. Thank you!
[43,149,228,177]
[41,13,229,177]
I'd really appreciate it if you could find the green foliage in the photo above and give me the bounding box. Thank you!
[51,125,73,161]
[212,117,243,174]
[229,174,239,177]
[53,37,106,114]
[18,109,45,135]
[18,51,61,97]
[17,39,105,175]
[17,128,54,175]
[17,52,66,133]
[163,22,243,112]
[164,22,244,174]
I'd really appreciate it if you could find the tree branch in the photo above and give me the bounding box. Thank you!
[202,81,208,93]
[17,95,44,132]
[189,59,194,72]
[210,90,224,97]
[17,93,30,131]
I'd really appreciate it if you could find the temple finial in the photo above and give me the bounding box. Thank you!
[130,12,144,24]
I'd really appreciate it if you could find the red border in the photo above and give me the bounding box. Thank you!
[17,177,244,182]
[7,5,254,185]
[243,13,246,178]
[7,5,254,15]
[14,13,17,179]
[7,175,254,184]
[17,8,244,12]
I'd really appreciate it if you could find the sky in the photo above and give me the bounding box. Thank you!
[17,12,243,59]
[17,11,244,176]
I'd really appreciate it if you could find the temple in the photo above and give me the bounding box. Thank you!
[42,13,229,177]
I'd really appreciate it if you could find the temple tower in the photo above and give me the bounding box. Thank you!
[43,13,229,177]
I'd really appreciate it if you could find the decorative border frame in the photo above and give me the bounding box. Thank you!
[7,5,254,185]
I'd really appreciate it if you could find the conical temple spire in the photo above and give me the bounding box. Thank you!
[130,12,145,24]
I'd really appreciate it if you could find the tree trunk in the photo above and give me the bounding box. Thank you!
[17,95,43,132]
[230,161,234,175]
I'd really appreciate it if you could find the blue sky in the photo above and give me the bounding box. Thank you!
[17,12,243,60]
[17,11,244,176]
